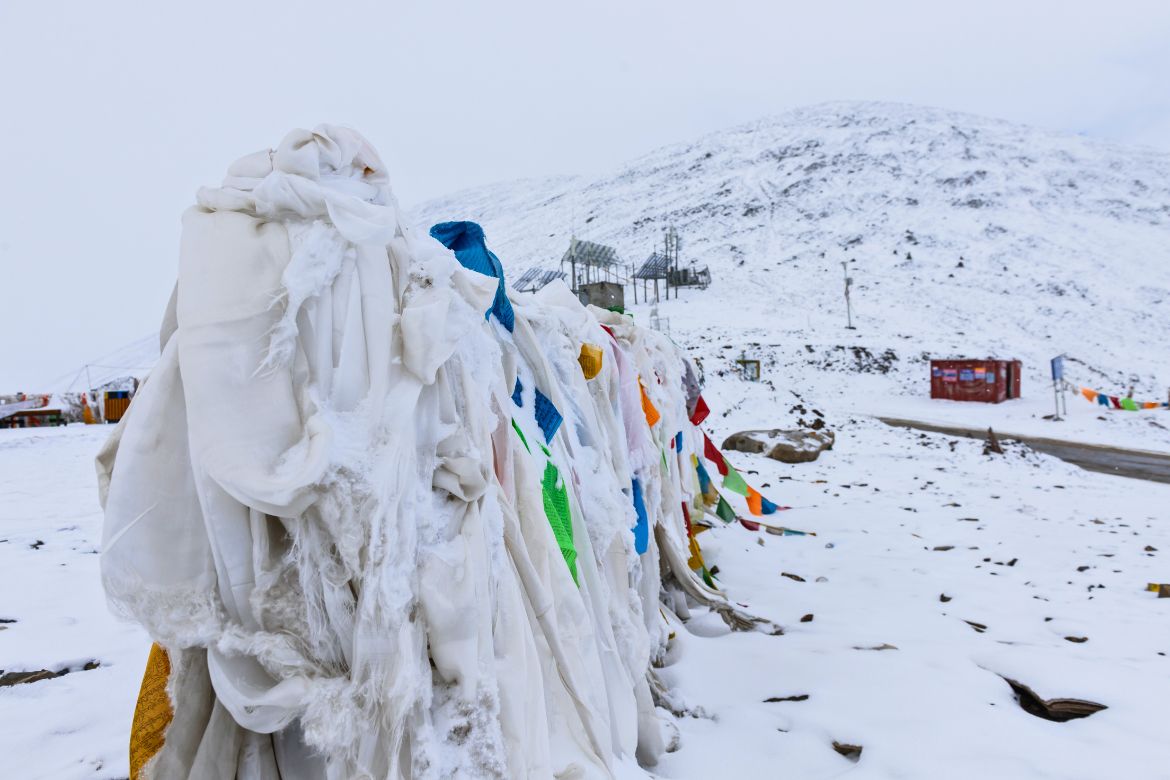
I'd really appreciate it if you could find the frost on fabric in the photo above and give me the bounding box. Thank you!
[98,125,754,780]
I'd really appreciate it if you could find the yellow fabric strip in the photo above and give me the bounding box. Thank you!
[130,643,173,780]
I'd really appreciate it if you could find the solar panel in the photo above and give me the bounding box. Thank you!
[634,252,671,279]
[512,267,541,289]
[513,267,565,292]
[562,239,619,268]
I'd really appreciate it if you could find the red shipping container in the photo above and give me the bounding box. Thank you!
[930,359,1021,403]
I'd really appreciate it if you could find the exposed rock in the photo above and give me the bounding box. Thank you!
[763,694,809,703]
[723,428,835,464]
[1001,676,1107,722]
[832,742,863,761]
[0,660,99,688]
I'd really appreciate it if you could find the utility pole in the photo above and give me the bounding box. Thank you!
[841,260,855,330]
[1050,355,1067,420]
[569,236,578,295]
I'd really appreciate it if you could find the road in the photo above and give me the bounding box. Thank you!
[877,417,1170,484]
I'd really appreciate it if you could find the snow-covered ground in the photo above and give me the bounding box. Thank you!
[4,402,1168,778]
[5,102,1170,777]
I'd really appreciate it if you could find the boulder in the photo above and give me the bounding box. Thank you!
[722,429,835,464]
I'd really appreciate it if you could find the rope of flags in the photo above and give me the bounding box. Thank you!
[1072,384,1168,411]
[687,394,814,536]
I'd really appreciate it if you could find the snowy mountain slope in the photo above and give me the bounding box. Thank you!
[411,102,1170,446]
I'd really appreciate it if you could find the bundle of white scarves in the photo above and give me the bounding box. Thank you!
[98,126,754,779]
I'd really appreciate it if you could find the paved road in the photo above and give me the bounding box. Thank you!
[878,417,1170,484]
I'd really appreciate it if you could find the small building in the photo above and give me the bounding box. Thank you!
[104,390,132,423]
[930,359,1022,403]
[0,408,67,428]
[577,281,624,312]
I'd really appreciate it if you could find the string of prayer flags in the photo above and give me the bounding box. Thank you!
[693,447,806,534]
[693,456,719,506]
[680,503,715,585]
[699,432,792,517]
[1076,385,1168,411]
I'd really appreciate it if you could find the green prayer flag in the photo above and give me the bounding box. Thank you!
[1121,397,1139,411]
[541,461,578,584]
[700,566,716,588]
[722,463,748,496]
[715,495,736,524]
[511,418,530,453]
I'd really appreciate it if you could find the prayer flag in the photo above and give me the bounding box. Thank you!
[689,394,710,426]
[703,434,729,476]
[534,389,562,443]
[541,462,577,583]
[746,486,763,516]
[715,495,736,524]
[631,478,649,555]
[640,380,661,427]
[722,464,748,496]
[578,343,603,380]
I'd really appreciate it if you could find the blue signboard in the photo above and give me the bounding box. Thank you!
[1051,356,1064,382]
[959,369,975,382]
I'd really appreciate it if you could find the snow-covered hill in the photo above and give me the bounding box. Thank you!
[8,106,1170,779]
[411,101,1170,446]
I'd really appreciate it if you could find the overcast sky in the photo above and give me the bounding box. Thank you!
[2,0,1168,390]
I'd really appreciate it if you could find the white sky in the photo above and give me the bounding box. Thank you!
[2,0,1168,390]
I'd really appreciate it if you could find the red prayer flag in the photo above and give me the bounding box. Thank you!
[703,434,729,476]
[689,395,710,426]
